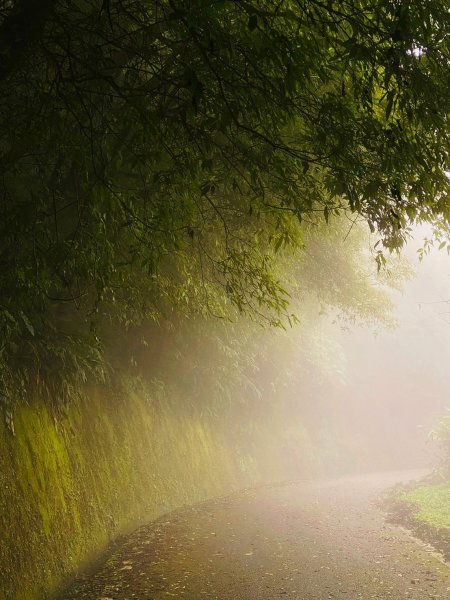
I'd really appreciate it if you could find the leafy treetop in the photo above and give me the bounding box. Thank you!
[0,0,448,396]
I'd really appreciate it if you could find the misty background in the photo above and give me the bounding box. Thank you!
[316,226,450,473]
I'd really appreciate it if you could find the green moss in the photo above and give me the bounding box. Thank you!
[0,375,309,600]
[0,384,250,600]
[401,483,450,529]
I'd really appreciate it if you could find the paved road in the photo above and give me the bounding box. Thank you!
[64,471,450,599]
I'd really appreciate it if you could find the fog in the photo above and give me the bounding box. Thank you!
[117,225,450,481]
[320,227,450,473]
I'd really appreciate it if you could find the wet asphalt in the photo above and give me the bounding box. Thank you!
[62,471,450,599]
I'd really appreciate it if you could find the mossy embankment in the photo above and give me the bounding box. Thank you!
[385,479,450,561]
[0,382,263,600]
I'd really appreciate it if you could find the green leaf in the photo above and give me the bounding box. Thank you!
[21,313,35,337]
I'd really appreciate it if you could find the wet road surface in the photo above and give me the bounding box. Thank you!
[63,471,450,599]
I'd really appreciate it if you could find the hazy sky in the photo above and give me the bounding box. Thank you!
[328,226,450,471]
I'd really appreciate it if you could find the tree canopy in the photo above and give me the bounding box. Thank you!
[0,0,448,396]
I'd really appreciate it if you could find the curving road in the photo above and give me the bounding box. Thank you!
[64,471,450,599]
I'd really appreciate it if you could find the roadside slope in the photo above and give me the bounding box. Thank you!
[0,386,255,600]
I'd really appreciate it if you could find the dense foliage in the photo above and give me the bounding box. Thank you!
[0,0,448,397]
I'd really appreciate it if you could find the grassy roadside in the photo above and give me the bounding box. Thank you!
[401,483,450,528]
[385,478,450,561]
